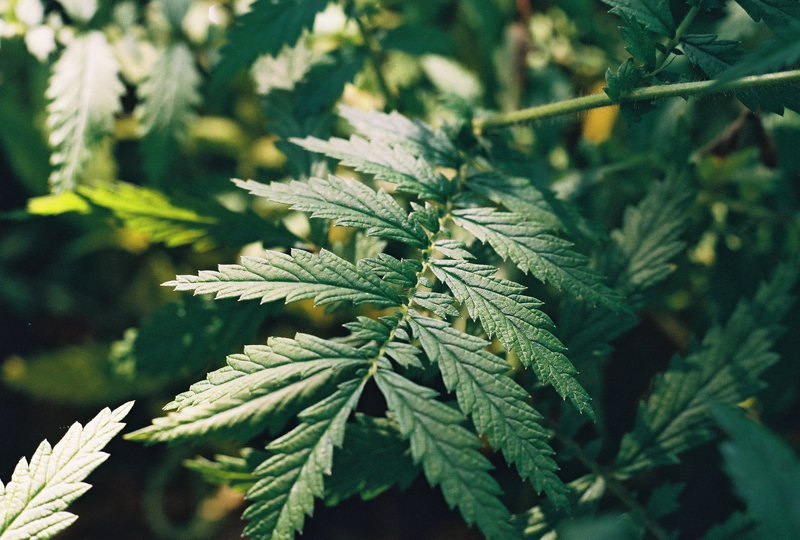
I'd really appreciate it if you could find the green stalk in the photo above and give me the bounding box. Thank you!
[473,69,800,131]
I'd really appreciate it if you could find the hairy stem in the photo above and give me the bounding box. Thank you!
[473,69,800,131]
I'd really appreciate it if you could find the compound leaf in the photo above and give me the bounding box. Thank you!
[734,0,800,37]
[615,265,798,477]
[0,402,133,540]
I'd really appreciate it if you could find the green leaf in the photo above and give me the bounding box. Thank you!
[77,182,294,251]
[137,43,202,181]
[699,512,758,540]
[361,254,423,288]
[291,48,367,116]
[0,402,133,540]
[252,37,317,95]
[124,335,369,445]
[411,291,460,319]
[607,175,693,298]
[465,172,594,240]
[110,296,276,378]
[713,404,800,540]
[735,0,800,37]
[615,265,798,477]
[408,313,569,507]
[373,369,520,540]
[291,135,450,203]
[234,176,429,248]
[601,0,676,37]
[46,31,124,193]
[451,207,624,311]
[164,248,401,308]
[430,257,593,417]
[604,58,645,102]
[243,377,367,540]
[184,448,268,493]
[325,414,421,505]
[337,106,459,168]
[212,0,329,89]
[618,11,658,72]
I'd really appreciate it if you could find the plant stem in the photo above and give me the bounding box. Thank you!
[651,4,700,75]
[473,69,800,131]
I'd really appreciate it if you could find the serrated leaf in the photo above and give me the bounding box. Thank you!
[615,265,798,477]
[604,58,645,102]
[77,182,295,251]
[411,291,460,318]
[212,0,329,88]
[184,448,268,493]
[373,369,520,540]
[0,402,132,540]
[337,106,459,168]
[735,0,800,37]
[291,135,449,203]
[465,172,593,239]
[451,208,624,311]
[125,335,369,444]
[325,414,420,505]
[361,254,423,288]
[607,175,693,298]
[164,248,401,308]
[713,404,800,540]
[430,257,593,417]
[46,31,124,193]
[243,377,367,540]
[602,0,676,37]
[234,176,429,248]
[137,42,201,181]
[408,313,569,507]
[252,37,317,95]
[618,11,657,72]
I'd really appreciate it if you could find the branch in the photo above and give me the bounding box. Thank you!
[473,69,800,131]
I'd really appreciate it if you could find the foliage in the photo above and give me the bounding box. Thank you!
[1,0,800,539]
[0,402,132,540]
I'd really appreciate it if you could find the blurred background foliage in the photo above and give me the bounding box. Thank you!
[0,0,799,538]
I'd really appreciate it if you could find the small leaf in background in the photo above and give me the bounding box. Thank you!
[713,404,800,540]
[46,31,124,193]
